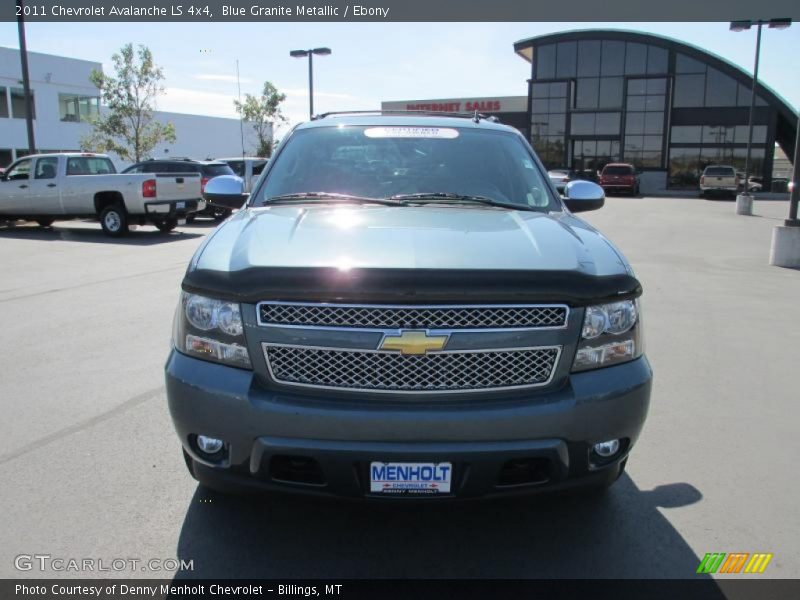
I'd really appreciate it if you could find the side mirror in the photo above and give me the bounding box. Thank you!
[203,175,248,209]
[563,180,605,213]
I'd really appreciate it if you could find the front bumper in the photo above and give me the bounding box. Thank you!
[165,350,652,500]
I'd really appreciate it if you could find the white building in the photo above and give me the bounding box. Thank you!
[0,47,264,169]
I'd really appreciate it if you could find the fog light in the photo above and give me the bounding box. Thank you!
[196,435,224,455]
[593,439,620,458]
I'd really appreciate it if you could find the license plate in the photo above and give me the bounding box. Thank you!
[176,201,185,209]
[370,461,452,495]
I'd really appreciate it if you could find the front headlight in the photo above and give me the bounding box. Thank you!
[572,299,642,372]
[172,292,252,369]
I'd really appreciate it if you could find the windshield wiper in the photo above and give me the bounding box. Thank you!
[388,192,534,211]
[263,192,400,206]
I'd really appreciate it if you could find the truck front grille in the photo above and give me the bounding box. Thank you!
[258,302,568,330]
[263,344,561,393]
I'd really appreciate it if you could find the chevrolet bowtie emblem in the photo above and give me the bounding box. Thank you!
[379,330,449,355]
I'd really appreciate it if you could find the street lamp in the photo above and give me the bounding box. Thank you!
[289,47,331,120]
[729,18,792,216]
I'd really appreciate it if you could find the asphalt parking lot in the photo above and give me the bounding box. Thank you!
[1,197,798,581]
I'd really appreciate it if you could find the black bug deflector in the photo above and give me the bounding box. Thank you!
[182,267,642,307]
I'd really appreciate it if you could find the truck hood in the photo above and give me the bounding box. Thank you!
[193,205,628,275]
[185,205,639,305]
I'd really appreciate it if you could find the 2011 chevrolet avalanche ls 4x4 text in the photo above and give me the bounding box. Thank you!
[165,113,652,500]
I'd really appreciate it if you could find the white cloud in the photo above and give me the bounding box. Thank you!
[160,87,238,118]
[193,73,252,84]
[282,87,358,100]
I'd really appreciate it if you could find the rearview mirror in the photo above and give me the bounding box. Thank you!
[563,180,605,213]
[203,175,248,209]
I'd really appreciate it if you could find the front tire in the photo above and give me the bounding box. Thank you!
[36,218,54,227]
[99,204,129,237]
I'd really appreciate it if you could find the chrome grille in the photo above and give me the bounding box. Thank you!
[258,303,568,330]
[264,345,561,393]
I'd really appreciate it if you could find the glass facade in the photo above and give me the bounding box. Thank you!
[526,35,780,189]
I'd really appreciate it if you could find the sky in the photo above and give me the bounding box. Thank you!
[1,21,798,138]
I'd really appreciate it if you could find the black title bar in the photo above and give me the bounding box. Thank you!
[4,579,800,600]
[2,0,799,22]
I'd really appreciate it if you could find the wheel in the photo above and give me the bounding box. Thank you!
[36,218,54,227]
[155,218,178,233]
[185,213,196,224]
[99,204,129,236]
[213,208,233,222]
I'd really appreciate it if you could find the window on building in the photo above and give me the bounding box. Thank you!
[571,112,621,136]
[600,41,625,76]
[646,46,668,74]
[671,124,767,146]
[555,41,577,78]
[598,77,623,108]
[572,139,620,174]
[0,87,8,118]
[670,126,703,144]
[576,78,600,109]
[535,44,556,79]
[669,145,767,188]
[704,68,738,107]
[675,53,706,74]
[577,41,601,77]
[10,88,35,119]
[59,94,100,122]
[624,43,647,75]
[531,81,569,168]
[624,78,666,168]
[673,74,705,107]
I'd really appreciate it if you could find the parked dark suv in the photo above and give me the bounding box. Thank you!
[166,112,652,501]
[122,158,236,221]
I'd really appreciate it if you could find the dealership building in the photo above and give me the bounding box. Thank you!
[0,47,260,170]
[385,30,796,194]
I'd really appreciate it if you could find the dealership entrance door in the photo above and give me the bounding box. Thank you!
[571,139,620,178]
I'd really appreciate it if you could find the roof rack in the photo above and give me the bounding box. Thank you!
[311,109,500,124]
[145,157,195,162]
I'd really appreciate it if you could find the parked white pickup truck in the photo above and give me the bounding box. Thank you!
[0,153,204,236]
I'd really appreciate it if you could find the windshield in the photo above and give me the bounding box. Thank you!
[603,166,634,175]
[255,125,557,211]
[202,164,235,177]
[705,167,735,176]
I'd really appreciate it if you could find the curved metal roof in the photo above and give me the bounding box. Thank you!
[514,29,797,160]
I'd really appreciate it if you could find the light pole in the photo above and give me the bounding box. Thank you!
[16,0,36,156]
[769,112,800,267]
[730,18,791,215]
[289,47,331,120]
